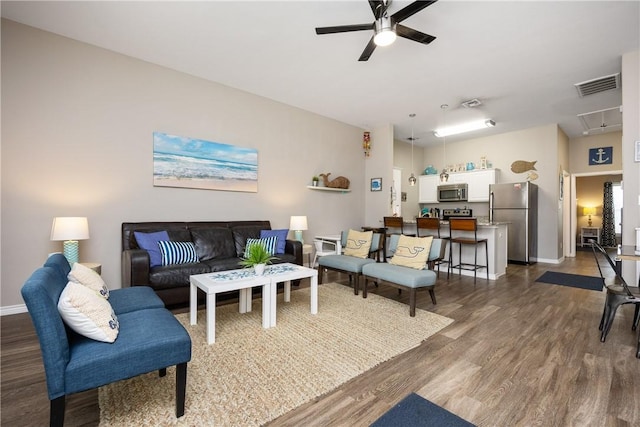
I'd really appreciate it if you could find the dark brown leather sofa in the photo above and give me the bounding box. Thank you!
[121,221,302,308]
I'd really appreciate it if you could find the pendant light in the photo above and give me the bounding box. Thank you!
[439,105,449,183]
[408,113,417,186]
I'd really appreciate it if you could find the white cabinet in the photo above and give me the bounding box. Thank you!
[419,169,498,203]
[418,175,439,203]
[466,169,498,202]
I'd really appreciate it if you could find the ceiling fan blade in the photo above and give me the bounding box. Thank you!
[395,24,436,44]
[315,23,374,35]
[368,0,389,19]
[358,36,377,61]
[391,0,437,23]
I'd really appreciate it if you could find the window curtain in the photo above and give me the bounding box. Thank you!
[601,181,616,247]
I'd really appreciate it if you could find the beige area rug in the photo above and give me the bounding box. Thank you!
[98,283,453,426]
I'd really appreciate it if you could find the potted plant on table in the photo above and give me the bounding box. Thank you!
[312,176,320,187]
[239,243,277,275]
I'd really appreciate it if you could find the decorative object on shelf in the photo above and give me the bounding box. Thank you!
[583,207,596,227]
[50,217,90,265]
[526,171,539,181]
[439,104,449,183]
[312,176,319,186]
[289,215,308,244]
[238,242,277,275]
[480,156,488,169]
[510,160,537,173]
[407,113,417,186]
[319,173,350,189]
[363,131,371,157]
[371,177,382,191]
[153,131,258,193]
[588,147,612,165]
[424,165,437,175]
[466,162,475,171]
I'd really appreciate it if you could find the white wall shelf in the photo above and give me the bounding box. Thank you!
[306,185,351,193]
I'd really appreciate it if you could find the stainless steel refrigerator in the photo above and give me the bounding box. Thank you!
[489,182,538,264]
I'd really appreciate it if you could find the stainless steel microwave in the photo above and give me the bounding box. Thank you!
[437,183,468,202]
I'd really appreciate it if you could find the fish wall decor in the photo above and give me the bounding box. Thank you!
[510,160,537,173]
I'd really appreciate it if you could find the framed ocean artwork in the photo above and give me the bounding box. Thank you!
[153,132,258,192]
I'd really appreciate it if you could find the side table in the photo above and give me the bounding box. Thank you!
[302,244,313,267]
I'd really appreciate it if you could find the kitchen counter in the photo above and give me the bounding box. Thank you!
[391,220,508,280]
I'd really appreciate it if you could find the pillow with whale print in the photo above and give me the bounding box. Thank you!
[57,281,119,343]
[343,229,373,259]
[389,235,433,270]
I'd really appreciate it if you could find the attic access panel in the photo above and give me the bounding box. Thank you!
[577,106,622,135]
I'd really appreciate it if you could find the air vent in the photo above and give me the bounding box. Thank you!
[461,98,483,108]
[574,73,620,97]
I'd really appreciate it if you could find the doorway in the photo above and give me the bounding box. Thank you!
[569,171,623,256]
[392,168,402,216]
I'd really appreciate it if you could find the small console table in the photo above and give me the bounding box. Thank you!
[580,227,601,247]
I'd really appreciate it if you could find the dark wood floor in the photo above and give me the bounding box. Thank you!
[3,251,639,426]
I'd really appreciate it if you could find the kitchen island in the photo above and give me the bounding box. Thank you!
[397,220,508,280]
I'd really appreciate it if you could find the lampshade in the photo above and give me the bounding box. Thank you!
[51,217,90,241]
[289,215,308,244]
[51,217,89,265]
[289,216,308,231]
[583,207,596,216]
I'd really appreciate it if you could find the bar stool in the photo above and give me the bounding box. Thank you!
[383,217,415,261]
[448,218,488,284]
[416,217,449,277]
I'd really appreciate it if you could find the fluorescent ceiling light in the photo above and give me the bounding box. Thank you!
[434,119,495,137]
[374,17,396,46]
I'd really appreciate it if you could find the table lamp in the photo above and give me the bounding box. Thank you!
[51,217,90,265]
[289,216,308,244]
[583,207,596,227]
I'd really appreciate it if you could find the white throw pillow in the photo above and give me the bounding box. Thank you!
[58,281,119,343]
[68,262,109,299]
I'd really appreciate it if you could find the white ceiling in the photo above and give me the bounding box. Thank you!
[2,1,638,146]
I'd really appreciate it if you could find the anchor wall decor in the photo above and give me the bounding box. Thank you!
[588,146,613,165]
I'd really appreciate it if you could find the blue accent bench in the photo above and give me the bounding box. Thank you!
[21,254,192,426]
[361,237,446,316]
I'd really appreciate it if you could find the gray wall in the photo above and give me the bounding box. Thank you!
[1,20,368,309]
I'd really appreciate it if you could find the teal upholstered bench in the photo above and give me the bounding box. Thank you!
[318,232,382,295]
[361,237,445,316]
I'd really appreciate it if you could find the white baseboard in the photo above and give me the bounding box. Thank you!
[1,304,28,316]
[533,257,562,264]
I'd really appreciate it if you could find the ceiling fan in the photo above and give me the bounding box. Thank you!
[315,0,438,61]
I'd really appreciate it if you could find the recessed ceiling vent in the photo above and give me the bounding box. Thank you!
[574,73,620,97]
[461,98,483,108]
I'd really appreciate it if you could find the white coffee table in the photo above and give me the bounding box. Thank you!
[190,263,319,344]
[190,270,272,344]
[266,263,318,327]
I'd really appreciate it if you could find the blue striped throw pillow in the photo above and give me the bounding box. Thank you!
[245,236,277,257]
[157,241,198,266]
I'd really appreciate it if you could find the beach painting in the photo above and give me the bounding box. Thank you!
[153,132,258,192]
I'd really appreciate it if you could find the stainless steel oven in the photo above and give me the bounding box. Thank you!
[437,183,468,202]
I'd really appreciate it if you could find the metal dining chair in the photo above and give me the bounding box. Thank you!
[591,241,640,352]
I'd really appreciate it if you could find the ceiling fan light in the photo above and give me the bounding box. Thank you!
[374,29,396,46]
[434,119,496,137]
[374,17,396,46]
